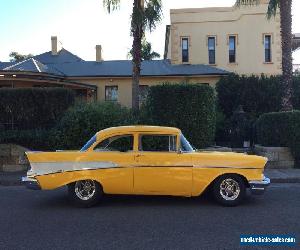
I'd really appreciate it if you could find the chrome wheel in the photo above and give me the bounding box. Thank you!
[219,178,240,201]
[74,180,96,201]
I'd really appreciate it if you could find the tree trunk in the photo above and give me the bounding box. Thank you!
[280,0,293,111]
[131,0,144,112]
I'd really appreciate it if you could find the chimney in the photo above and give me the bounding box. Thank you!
[51,36,58,55]
[96,45,103,62]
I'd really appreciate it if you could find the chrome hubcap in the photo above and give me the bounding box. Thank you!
[220,178,240,201]
[75,180,96,201]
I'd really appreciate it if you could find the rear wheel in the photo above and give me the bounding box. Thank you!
[212,175,246,206]
[68,180,103,208]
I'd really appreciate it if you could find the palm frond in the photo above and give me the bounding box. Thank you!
[144,0,163,32]
[266,0,279,19]
[103,0,121,13]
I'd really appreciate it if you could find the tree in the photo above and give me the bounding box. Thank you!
[236,0,293,111]
[128,37,160,60]
[103,0,162,111]
[9,52,33,62]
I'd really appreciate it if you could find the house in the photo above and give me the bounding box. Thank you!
[165,0,299,76]
[0,36,228,106]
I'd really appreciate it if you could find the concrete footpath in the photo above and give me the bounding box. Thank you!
[0,169,300,186]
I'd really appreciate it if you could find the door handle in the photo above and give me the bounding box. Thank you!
[135,154,145,159]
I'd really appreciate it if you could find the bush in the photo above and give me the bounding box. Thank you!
[51,102,133,150]
[0,129,51,150]
[144,83,216,149]
[0,88,75,130]
[256,111,300,161]
[216,74,283,119]
[215,74,300,146]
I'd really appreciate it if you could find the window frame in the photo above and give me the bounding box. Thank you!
[93,134,134,153]
[207,36,216,65]
[228,35,237,64]
[181,37,189,63]
[138,134,178,153]
[105,85,118,102]
[264,34,272,63]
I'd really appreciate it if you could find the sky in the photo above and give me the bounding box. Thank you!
[0,0,299,63]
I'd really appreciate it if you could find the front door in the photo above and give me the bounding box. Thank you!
[133,134,193,196]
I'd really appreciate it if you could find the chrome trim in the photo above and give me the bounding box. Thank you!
[74,180,96,201]
[193,165,261,170]
[22,177,41,190]
[219,178,241,201]
[249,176,270,195]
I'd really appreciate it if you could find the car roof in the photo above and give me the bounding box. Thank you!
[96,125,181,139]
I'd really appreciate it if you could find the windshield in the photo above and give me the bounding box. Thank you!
[80,134,96,151]
[180,134,194,152]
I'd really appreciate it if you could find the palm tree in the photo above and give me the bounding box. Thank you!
[236,0,293,111]
[103,0,162,111]
[129,37,160,60]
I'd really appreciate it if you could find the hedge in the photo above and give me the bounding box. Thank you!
[144,83,216,149]
[0,88,75,130]
[216,74,283,119]
[0,129,51,151]
[51,101,133,150]
[256,111,300,161]
[215,74,300,146]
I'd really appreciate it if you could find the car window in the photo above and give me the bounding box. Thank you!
[139,135,177,152]
[94,135,133,152]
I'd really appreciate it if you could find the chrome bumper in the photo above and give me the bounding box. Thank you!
[22,177,41,190]
[249,176,270,195]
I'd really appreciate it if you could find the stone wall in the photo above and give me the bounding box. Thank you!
[0,144,29,172]
[254,145,294,169]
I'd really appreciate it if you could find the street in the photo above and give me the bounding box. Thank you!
[0,184,299,250]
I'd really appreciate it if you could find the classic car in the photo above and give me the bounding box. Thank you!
[22,126,270,207]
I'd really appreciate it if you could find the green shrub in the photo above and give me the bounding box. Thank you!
[0,129,51,150]
[51,102,133,150]
[256,111,300,161]
[215,74,300,146]
[144,83,216,149]
[0,88,75,130]
[216,74,283,119]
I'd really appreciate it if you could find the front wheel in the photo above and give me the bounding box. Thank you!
[68,180,103,208]
[212,175,246,206]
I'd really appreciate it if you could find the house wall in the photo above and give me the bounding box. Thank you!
[167,1,282,75]
[70,75,221,107]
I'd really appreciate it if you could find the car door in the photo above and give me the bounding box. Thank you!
[133,133,193,196]
[87,133,135,195]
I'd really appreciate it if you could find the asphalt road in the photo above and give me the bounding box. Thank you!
[0,184,299,250]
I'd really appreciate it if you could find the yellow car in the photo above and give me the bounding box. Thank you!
[22,126,270,207]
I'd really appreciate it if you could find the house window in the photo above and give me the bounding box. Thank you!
[264,35,272,62]
[105,86,118,101]
[181,38,189,63]
[139,85,149,105]
[208,37,216,65]
[229,36,236,63]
